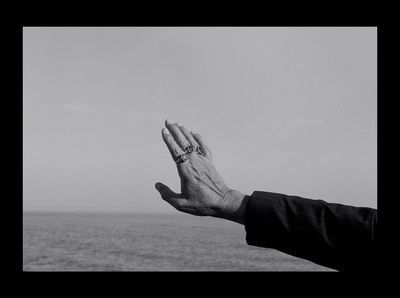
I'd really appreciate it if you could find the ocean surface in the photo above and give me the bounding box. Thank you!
[23,211,335,271]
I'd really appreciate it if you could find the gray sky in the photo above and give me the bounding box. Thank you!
[23,27,377,212]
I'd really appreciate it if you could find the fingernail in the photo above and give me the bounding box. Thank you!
[165,119,173,124]
[176,122,182,127]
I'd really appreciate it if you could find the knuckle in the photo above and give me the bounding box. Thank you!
[160,192,169,201]
[165,133,173,142]
[174,202,182,211]
[173,200,184,211]
[171,199,178,208]
[180,141,189,148]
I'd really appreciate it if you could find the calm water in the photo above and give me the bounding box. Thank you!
[23,211,334,271]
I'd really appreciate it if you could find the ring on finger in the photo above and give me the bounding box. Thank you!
[175,153,188,164]
[184,145,194,153]
[196,146,204,155]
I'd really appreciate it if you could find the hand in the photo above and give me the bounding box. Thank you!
[155,120,248,224]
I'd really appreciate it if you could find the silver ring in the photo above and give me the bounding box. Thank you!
[196,146,204,155]
[184,145,194,153]
[175,153,188,164]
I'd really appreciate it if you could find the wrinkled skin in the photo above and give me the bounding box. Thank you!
[155,119,246,221]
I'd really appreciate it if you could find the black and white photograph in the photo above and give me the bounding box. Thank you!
[23,27,377,272]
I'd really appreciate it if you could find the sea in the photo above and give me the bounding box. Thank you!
[23,211,335,271]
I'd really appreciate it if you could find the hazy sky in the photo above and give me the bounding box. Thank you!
[23,27,377,212]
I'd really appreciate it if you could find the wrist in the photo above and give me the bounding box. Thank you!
[216,189,249,225]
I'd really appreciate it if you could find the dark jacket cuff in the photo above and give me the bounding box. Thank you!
[243,190,377,271]
[244,191,289,248]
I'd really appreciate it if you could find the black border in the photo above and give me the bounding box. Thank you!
[16,21,391,291]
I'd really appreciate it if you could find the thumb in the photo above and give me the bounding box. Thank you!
[155,182,179,201]
[155,182,186,210]
[155,182,188,213]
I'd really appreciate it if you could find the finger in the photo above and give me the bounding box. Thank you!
[165,119,191,150]
[190,132,211,157]
[155,182,187,210]
[162,128,184,161]
[176,123,199,148]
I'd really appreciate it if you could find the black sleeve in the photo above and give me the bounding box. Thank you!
[244,191,378,272]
